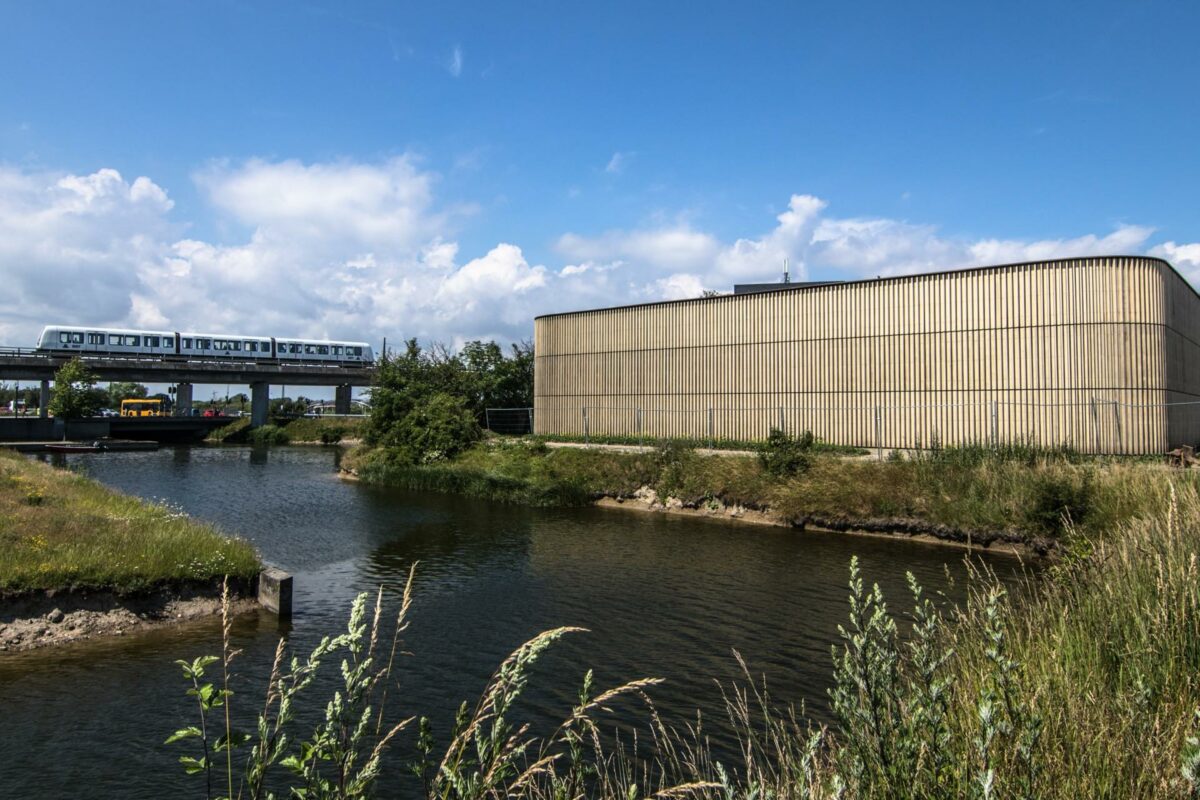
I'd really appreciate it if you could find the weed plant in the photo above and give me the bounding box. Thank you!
[168,483,1200,798]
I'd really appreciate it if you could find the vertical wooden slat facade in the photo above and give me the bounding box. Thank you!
[533,256,1200,453]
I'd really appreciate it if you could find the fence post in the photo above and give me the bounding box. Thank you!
[991,400,998,448]
[527,407,534,435]
[708,406,714,448]
[778,406,785,433]
[875,405,882,461]
[1112,400,1122,455]
[582,406,589,445]
[637,407,643,448]
[485,408,492,432]
[1089,397,1100,454]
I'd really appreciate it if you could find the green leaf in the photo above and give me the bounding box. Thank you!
[214,731,252,752]
[179,755,207,775]
[165,726,203,744]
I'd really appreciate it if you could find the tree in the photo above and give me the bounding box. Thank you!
[105,382,148,406]
[49,358,103,436]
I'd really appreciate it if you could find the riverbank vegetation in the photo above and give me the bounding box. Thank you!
[166,483,1200,798]
[346,434,1193,545]
[0,449,259,595]
[206,415,367,445]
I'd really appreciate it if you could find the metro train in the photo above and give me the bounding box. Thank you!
[36,325,374,365]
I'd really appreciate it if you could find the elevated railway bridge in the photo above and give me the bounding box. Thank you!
[0,348,375,427]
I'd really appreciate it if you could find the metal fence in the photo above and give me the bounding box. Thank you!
[484,407,536,436]
[520,398,1200,456]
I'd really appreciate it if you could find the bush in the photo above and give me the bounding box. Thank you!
[247,424,290,446]
[318,429,342,445]
[388,392,481,464]
[758,427,815,477]
[1028,469,1094,535]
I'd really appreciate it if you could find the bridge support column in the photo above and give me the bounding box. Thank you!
[251,382,270,427]
[335,384,352,415]
[175,382,193,417]
[39,380,50,419]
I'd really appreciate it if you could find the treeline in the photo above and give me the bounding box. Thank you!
[364,338,532,463]
[0,377,156,413]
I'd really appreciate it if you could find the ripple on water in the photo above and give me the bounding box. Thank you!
[4,445,1028,799]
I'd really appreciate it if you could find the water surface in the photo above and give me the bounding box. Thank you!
[0,446,1026,798]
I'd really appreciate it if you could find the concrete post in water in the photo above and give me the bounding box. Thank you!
[258,567,293,618]
[39,380,50,419]
[334,384,352,415]
[175,382,194,417]
[251,381,270,427]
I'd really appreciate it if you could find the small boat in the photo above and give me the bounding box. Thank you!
[44,442,105,454]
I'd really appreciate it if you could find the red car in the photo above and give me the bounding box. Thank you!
[202,408,224,417]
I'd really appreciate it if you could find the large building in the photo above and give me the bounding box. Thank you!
[533,256,1200,454]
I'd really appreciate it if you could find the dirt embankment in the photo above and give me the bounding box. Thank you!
[598,487,1049,557]
[0,581,258,654]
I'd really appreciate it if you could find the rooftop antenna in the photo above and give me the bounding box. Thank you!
[783,257,790,284]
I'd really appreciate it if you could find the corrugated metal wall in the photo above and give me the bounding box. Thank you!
[534,256,1200,453]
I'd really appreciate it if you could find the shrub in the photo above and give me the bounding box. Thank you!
[758,427,815,477]
[1028,469,1093,535]
[247,424,290,446]
[391,392,481,464]
[318,429,342,445]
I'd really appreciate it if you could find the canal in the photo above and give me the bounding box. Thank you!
[0,446,1027,798]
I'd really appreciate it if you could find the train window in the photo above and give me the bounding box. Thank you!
[289,344,301,354]
[332,345,344,355]
[182,338,193,349]
[130,336,141,346]
[305,345,317,354]
[108,334,121,345]
[260,341,270,352]
[318,345,329,355]
[146,336,160,348]
[245,341,257,352]
[351,346,362,357]
[197,339,211,349]
[88,333,105,345]
[59,332,76,344]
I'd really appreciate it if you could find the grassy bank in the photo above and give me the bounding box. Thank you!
[206,415,366,445]
[0,449,259,595]
[345,437,1194,544]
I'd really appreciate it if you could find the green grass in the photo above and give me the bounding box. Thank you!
[0,449,260,595]
[347,436,1197,544]
[205,416,366,445]
[534,431,870,455]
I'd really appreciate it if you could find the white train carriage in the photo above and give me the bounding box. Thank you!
[36,326,374,364]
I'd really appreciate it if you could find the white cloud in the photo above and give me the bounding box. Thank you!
[605,152,630,174]
[448,45,463,77]
[1151,241,1200,285]
[0,162,1196,354]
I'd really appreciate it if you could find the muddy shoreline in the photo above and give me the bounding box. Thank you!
[0,580,258,654]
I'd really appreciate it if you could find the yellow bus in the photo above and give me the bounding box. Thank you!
[120,398,165,417]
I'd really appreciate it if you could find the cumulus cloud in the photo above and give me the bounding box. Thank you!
[0,161,1196,353]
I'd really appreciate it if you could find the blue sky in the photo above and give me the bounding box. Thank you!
[1,0,1197,350]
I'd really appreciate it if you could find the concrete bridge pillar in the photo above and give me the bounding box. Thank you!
[335,384,352,415]
[39,380,50,419]
[250,381,270,427]
[175,382,193,416]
